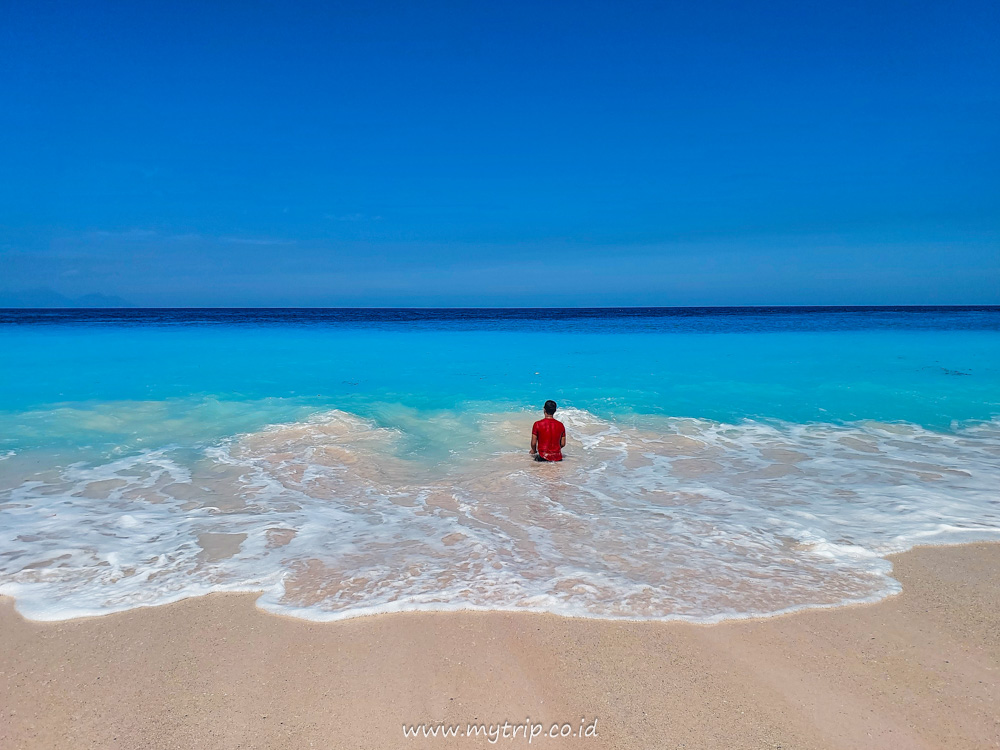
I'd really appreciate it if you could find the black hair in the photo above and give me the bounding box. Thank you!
[543,400,557,415]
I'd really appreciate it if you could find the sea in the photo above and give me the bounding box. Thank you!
[1,307,998,623]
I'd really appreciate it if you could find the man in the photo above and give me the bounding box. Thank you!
[530,400,566,462]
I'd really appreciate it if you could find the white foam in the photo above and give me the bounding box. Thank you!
[1,408,998,623]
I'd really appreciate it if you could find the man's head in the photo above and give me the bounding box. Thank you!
[543,400,557,416]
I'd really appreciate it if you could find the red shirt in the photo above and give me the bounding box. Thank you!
[532,417,565,461]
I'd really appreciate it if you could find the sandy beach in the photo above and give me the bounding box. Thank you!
[1,542,997,750]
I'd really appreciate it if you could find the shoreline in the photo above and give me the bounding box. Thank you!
[2,542,998,749]
[5,405,998,629]
[5,538,998,627]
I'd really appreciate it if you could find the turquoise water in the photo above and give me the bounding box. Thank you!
[1,308,998,621]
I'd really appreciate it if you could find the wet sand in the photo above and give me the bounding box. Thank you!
[1,542,997,749]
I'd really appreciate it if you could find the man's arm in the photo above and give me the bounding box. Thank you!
[530,432,538,454]
[560,424,566,449]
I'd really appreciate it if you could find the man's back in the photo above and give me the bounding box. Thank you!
[532,416,565,461]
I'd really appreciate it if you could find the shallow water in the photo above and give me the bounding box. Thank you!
[1,308,998,621]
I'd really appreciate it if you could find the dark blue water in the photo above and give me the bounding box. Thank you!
[3,305,999,332]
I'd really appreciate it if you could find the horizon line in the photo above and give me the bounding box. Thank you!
[3,304,1000,311]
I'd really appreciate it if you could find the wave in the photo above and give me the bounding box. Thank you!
[1,408,999,622]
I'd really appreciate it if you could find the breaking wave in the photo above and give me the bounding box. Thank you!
[2,408,999,622]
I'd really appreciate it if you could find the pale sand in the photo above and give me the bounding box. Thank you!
[1,543,997,749]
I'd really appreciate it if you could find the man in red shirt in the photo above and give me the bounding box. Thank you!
[530,400,566,462]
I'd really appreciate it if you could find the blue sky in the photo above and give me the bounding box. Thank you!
[1,0,997,306]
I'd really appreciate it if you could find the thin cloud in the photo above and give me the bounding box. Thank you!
[80,230,296,247]
[219,237,297,246]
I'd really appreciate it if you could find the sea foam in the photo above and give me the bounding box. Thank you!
[1,408,998,622]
